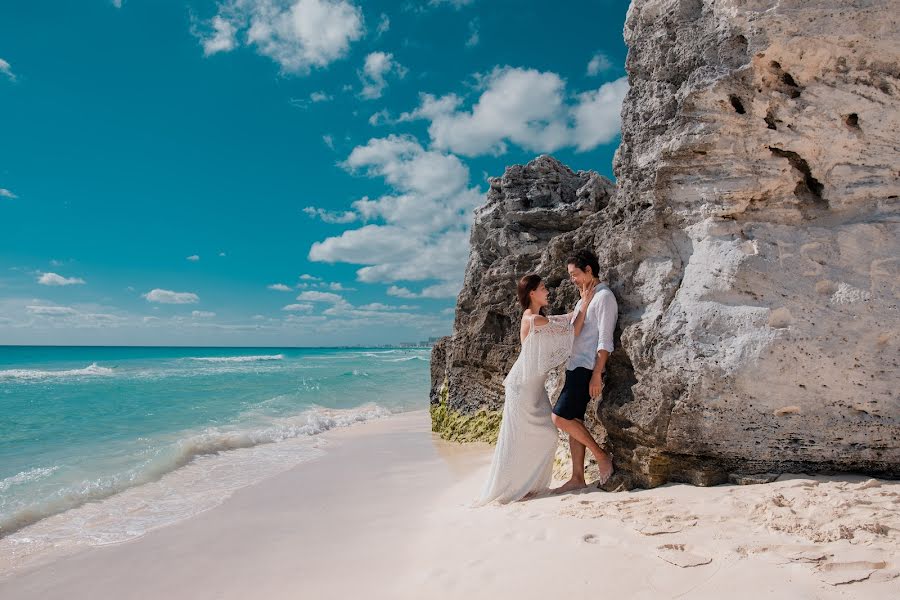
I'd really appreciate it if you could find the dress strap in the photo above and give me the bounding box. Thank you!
[528,313,538,336]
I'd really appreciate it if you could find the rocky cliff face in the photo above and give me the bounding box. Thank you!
[430,156,614,442]
[432,0,900,488]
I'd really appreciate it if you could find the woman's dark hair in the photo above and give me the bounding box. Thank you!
[566,249,600,278]
[517,274,543,312]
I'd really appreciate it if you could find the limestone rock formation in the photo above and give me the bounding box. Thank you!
[429,156,614,441]
[432,0,900,488]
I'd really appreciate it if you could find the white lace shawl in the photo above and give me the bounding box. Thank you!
[503,314,574,391]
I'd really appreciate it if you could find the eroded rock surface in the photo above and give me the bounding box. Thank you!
[430,156,614,441]
[432,0,900,488]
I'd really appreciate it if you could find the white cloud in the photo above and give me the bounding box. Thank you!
[387,285,416,299]
[357,302,416,311]
[13,301,129,328]
[420,280,462,298]
[202,16,238,55]
[197,0,365,74]
[359,51,407,100]
[303,206,358,224]
[309,135,481,293]
[296,290,345,303]
[350,229,470,283]
[299,274,321,281]
[37,272,86,286]
[465,18,479,47]
[399,66,628,156]
[187,254,200,261]
[586,52,613,76]
[376,13,390,36]
[341,134,469,200]
[143,289,200,304]
[0,188,18,199]
[310,226,418,273]
[286,91,335,112]
[192,310,217,318]
[0,58,14,82]
[27,305,78,316]
[268,283,293,291]
[571,77,629,151]
[400,67,567,155]
[282,303,314,311]
[386,280,461,299]
[368,109,392,126]
[427,0,475,7]
[112,0,124,7]
[219,251,227,257]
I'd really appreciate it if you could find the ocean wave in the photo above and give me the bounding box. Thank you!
[187,354,285,363]
[0,467,60,493]
[0,404,391,539]
[0,363,115,381]
[384,356,429,362]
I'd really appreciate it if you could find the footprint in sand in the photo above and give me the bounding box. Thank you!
[775,545,831,563]
[582,533,617,546]
[656,543,712,568]
[634,513,699,536]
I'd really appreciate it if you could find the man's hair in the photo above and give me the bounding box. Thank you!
[566,249,600,278]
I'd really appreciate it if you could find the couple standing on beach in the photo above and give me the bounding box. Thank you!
[477,250,617,506]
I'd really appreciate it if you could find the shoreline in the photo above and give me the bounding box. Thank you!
[1,411,897,598]
[0,404,413,576]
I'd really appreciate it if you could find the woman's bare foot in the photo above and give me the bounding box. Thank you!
[552,478,587,494]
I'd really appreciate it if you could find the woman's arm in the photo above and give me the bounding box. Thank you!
[572,302,588,337]
[571,284,595,337]
[520,313,550,343]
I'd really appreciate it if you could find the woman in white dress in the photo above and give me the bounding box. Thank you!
[476,274,595,505]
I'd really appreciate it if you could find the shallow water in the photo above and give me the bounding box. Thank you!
[0,346,430,544]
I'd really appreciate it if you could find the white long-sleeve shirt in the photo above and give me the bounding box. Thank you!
[567,282,618,371]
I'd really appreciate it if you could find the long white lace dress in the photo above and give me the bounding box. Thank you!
[475,314,574,505]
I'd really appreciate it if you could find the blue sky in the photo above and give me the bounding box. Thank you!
[0,0,629,346]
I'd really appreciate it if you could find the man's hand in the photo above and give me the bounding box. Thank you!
[589,371,604,399]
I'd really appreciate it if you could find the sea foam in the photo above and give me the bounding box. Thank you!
[0,363,115,381]
[187,354,285,363]
[0,403,391,540]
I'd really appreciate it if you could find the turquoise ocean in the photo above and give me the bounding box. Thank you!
[0,346,430,557]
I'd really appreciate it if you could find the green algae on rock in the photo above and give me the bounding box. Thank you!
[430,379,502,444]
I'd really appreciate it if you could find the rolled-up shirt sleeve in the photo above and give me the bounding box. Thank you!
[595,291,617,354]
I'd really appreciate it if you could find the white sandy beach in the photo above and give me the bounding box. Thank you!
[0,411,897,599]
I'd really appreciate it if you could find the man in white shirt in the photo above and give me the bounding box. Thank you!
[551,250,616,491]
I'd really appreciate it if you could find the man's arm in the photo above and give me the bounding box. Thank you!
[589,291,618,398]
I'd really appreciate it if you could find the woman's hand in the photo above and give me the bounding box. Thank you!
[579,281,595,308]
[571,282,594,337]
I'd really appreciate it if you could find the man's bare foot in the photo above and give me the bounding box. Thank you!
[552,478,587,494]
[596,455,614,485]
